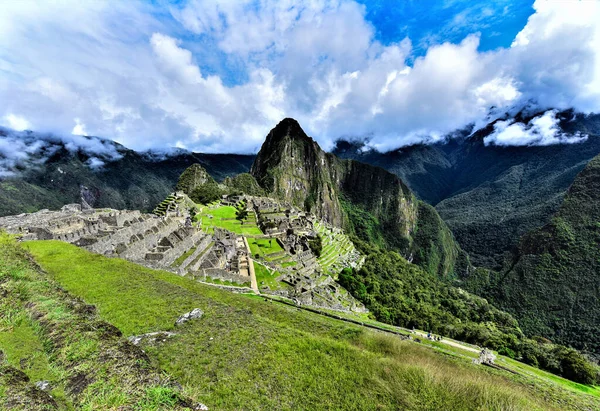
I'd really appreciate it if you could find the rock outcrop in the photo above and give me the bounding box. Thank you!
[251,118,417,248]
[251,118,467,278]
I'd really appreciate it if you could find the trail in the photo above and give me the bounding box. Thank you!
[243,237,259,293]
[413,331,480,353]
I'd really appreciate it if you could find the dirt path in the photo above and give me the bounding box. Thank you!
[413,331,480,353]
[243,237,259,293]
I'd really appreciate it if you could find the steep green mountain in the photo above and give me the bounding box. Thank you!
[223,173,265,196]
[251,118,468,279]
[333,111,600,269]
[474,153,600,355]
[0,132,254,217]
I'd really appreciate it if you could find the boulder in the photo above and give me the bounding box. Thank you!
[175,308,204,326]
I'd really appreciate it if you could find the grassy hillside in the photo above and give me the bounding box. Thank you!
[0,234,198,410]
[339,245,599,384]
[0,236,593,409]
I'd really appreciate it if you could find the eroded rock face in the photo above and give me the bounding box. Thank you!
[175,308,204,326]
[251,118,417,254]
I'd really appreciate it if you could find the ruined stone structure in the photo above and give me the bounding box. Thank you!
[0,204,212,274]
[252,196,314,237]
[0,197,367,313]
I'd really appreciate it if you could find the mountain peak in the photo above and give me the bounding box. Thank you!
[267,117,312,145]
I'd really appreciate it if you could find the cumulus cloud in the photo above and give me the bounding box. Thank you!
[3,114,31,131]
[484,110,588,147]
[0,0,598,153]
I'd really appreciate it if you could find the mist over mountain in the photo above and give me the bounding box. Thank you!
[0,127,253,216]
[333,109,600,269]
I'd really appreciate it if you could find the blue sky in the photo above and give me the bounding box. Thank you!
[0,0,598,156]
[359,0,534,54]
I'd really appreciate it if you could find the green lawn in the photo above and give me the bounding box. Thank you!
[199,205,263,235]
[17,239,600,410]
[253,261,285,290]
[248,237,283,258]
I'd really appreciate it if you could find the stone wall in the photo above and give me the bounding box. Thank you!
[199,268,251,285]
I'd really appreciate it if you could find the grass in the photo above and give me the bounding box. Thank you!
[0,234,193,410]
[248,237,283,258]
[253,261,285,290]
[499,357,600,398]
[171,246,196,267]
[198,205,262,235]
[21,239,600,410]
[201,276,250,288]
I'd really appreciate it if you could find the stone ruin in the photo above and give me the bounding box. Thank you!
[191,227,252,285]
[0,195,367,313]
[0,203,213,275]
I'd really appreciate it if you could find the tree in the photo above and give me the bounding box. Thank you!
[236,207,248,224]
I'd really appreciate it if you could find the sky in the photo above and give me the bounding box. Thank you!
[0,0,599,154]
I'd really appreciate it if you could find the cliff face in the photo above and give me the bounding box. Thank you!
[251,118,464,278]
[251,118,345,226]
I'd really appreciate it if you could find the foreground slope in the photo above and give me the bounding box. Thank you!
[2,237,594,409]
[0,234,200,410]
[479,153,600,355]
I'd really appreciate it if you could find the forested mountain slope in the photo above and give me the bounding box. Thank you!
[0,129,254,216]
[476,153,600,355]
[333,111,600,269]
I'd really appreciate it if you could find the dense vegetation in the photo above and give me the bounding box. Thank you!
[465,153,600,358]
[338,242,599,384]
[223,173,265,196]
[14,238,591,410]
[308,234,323,257]
[333,110,600,270]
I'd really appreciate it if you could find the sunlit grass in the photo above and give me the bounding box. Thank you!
[21,240,600,409]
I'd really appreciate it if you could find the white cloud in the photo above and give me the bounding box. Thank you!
[0,127,124,176]
[72,118,88,136]
[3,114,31,131]
[0,0,598,154]
[485,110,588,146]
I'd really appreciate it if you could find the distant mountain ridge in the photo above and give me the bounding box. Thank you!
[0,129,254,216]
[333,110,600,269]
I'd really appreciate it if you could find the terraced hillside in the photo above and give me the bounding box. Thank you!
[3,234,598,410]
[314,221,363,276]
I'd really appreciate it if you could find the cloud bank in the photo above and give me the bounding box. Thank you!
[0,128,123,176]
[484,110,588,147]
[0,0,598,153]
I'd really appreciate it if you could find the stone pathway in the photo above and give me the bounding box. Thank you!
[243,237,259,293]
